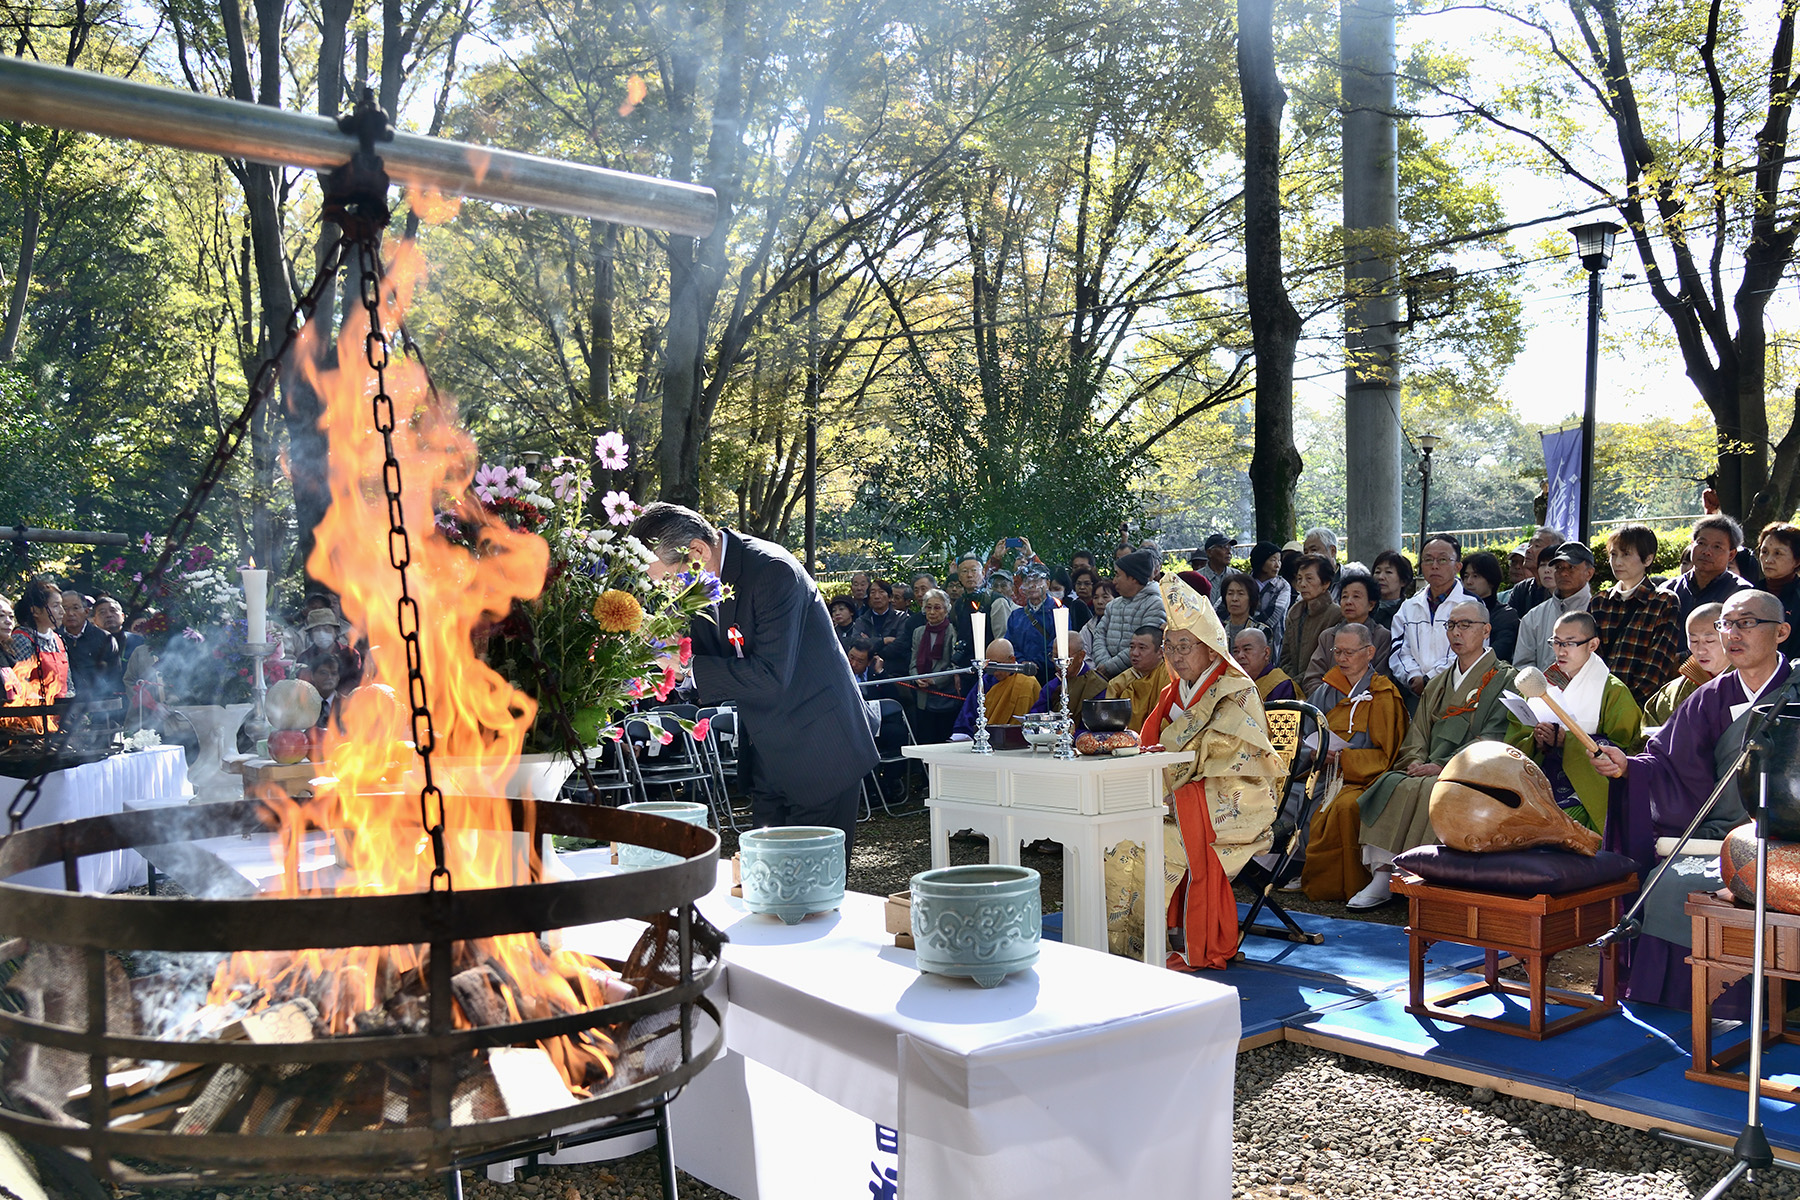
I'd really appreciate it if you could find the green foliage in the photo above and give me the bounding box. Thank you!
[886,333,1144,563]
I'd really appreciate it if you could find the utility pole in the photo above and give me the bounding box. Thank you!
[1341,0,1402,561]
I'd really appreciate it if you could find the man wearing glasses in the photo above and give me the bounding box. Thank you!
[1512,541,1597,673]
[1506,611,1642,834]
[1592,590,1793,1012]
[1299,624,1409,902]
[1390,534,1471,698]
[1353,601,1518,908]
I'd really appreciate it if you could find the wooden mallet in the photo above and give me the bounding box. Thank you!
[1512,666,1601,755]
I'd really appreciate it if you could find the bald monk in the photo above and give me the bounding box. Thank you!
[1104,626,1171,732]
[949,638,1042,737]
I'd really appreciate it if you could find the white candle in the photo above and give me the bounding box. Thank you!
[971,611,986,662]
[1053,603,1069,658]
[241,565,268,645]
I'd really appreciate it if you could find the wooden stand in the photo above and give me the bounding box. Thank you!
[1393,869,1636,1040]
[1686,890,1800,1100]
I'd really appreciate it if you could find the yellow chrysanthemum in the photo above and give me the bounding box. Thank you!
[592,589,644,633]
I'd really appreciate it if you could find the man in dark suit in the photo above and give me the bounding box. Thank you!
[60,589,120,700]
[630,503,878,860]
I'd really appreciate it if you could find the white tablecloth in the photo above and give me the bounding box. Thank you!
[560,859,1240,1200]
[0,745,187,892]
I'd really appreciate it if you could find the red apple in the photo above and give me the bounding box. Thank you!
[268,729,310,764]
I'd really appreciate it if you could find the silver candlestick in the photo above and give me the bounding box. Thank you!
[242,640,275,749]
[1051,654,1077,759]
[971,657,993,755]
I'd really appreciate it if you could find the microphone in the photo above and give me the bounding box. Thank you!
[984,662,1039,678]
[1591,913,1641,950]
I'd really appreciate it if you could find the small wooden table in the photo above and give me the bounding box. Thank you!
[1686,890,1800,1099]
[1393,869,1637,1040]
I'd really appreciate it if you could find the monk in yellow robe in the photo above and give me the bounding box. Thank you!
[1299,622,1409,902]
[949,638,1041,736]
[1104,626,1171,732]
[1137,580,1285,970]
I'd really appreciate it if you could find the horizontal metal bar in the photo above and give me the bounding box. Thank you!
[0,58,717,236]
[0,527,131,546]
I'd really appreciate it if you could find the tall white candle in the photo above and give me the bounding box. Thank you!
[971,611,986,661]
[241,565,268,645]
[1053,603,1069,658]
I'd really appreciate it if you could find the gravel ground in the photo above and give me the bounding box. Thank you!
[26,804,1778,1200]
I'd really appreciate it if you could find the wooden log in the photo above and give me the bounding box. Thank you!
[450,965,510,1027]
[171,999,317,1135]
[486,1047,577,1118]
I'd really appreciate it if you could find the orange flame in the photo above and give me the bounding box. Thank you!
[207,240,617,1094]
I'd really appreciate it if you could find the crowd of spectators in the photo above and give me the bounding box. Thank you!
[832,514,1799,924]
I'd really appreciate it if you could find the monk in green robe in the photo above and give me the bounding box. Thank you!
[1506,611,1642,832]
[1352,601,1516,907]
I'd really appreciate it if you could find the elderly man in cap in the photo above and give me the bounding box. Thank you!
[1351,600,1516,907]
[1193,533,1235,594]
[1112,578,1284,969]
[1004,562,1061,679]
[1089,548,1166,678]
[1513,540,1597,672]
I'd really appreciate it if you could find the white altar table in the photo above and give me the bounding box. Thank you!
[902,742,1192,965]
[0,745,187,892]
[559,858,1239,1200]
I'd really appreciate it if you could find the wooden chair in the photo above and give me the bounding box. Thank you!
[1237,699,1329,949]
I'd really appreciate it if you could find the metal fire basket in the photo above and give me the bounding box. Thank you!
[0,799,723,1186]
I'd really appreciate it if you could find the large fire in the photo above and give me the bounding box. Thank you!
[206,240,620,1094]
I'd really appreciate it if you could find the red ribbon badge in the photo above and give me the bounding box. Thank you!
[727,625,745,658]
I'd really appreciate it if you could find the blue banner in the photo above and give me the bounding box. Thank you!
[1541,425,1585,538]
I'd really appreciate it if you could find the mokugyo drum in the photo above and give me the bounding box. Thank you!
[1430,741,1600,856]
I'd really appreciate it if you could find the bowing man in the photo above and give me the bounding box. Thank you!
[630,503,877,861]
[1593,589,1793,1011]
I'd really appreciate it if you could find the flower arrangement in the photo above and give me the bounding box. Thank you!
[466,435,727,760]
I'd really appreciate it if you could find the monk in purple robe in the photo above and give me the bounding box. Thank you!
[1593,590,1793,1010]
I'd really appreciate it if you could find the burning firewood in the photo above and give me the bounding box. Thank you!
[171,998,319,1136]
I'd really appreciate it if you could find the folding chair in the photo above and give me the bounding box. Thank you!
[861,698,921,819]
[694,706,747,831]
[1237,699,1329,949]
[625,712,729,828]
[561,729,646,806]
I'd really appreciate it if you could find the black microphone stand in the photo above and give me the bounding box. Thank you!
[1594,658,1800,1195]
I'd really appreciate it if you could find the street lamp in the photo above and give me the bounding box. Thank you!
[1570,220,1621,543]
[1417,433,1440,554]
[517,449,544,475]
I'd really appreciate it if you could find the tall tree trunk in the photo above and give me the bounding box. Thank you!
[1238,0,1302,543]
[0,190,38,361]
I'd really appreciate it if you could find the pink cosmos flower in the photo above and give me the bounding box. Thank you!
[103,557,125,572]
[602,490,636,526]
[181,626,204,642]
[550,471,579,501]
[594,431,630,470]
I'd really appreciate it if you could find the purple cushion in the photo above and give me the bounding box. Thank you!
[1393,845,1637,897]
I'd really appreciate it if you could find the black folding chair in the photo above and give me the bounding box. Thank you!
[561,728,646,806]
[861,697,921,819]
[625,712,729,828]
[1237,699,1329,949]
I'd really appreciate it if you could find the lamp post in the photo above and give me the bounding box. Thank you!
[518,450,544,476]
[1570,220,1621,544]
[1417,433,1440,554]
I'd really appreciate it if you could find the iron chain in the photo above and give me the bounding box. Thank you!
[354,235,451,892]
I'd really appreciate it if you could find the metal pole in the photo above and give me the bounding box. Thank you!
[805,254,820,574]
[0,58,717,236]
[0,527,131,546]
[1580,266,1603,544]
[1417,449,1432,554]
